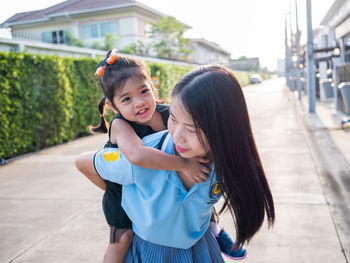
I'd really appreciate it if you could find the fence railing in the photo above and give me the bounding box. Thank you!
[0,28,43,42]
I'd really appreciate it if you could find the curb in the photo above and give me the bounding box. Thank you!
[287,87,350,263]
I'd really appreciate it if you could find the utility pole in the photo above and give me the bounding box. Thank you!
[295,0,302,100]
[289,2,295,91]
[285,14,291,89]
[306,0,315,113]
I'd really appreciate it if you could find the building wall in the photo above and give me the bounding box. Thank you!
[0,37,196,68]
[230,57,260,71]
[10,11,157,50]
[190,42,229,65]
[277,59,285,76]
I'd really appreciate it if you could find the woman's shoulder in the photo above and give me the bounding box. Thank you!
[142,130,169,147]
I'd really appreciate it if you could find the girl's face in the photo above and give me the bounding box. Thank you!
[168,95,209,158]
[112,77,156,124]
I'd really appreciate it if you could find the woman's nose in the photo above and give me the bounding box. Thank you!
[172,126,185,144]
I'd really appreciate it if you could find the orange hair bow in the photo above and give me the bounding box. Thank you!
[95,48,118,77]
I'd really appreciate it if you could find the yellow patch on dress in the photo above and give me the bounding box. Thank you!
[102,151,120,162]
[213,184,221,195]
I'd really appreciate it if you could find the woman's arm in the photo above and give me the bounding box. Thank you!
[111,119,209,183]
[75,151,106,191]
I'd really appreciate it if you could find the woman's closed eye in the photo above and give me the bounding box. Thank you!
[186,128,197,133]
[169,116,177,123]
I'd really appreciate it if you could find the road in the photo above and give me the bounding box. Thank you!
[0,78,347,262]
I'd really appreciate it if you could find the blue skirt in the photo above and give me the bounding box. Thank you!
[124,229,224,263]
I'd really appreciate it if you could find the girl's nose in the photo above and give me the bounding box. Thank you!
[134,96,145,107]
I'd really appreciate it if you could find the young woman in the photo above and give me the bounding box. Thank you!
[76,64,275,262]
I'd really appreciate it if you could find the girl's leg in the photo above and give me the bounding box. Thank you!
[75,152,106,190]
[103,227,133,263]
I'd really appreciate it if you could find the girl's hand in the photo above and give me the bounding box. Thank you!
[182,157,210,183]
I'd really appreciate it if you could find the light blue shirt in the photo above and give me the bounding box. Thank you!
[94,130,222,249]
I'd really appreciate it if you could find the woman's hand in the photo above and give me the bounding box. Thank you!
[181,157,210,183]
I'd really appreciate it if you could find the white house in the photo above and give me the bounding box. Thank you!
[1,0,188,50]
[1,0,231,65]
[189,38,230,66]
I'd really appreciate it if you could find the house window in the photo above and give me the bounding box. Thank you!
[81,23,98,39]
[81,20,117,40]
[145,22,152,37]
[42,30,65,44]
[42,32,52,43]
[100,21,117,37]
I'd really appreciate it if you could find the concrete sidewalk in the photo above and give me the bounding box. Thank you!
[288,89,350,261]
[0,78,348,262]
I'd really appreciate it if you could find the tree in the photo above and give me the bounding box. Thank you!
[121,40,150,55]
[104,34,116,51]
[91,41,102,50]
[65,31,83,47]
[149,16,192,60]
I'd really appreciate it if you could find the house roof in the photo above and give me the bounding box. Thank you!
[320,0,346,26]
[1,0,190,28]
[190,38,231,55]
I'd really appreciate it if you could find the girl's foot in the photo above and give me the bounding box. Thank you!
[215,228,247,260]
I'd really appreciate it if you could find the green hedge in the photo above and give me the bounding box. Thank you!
[233,70,270,87]
[0,52,192,159]
[0,51,257,160]
[148,62,192,101]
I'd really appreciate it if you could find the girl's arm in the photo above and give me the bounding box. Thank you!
[112,119,209,183]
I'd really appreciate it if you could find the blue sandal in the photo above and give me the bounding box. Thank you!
[216,228,247,260]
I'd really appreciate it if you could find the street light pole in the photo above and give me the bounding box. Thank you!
[289,2,295,91]
[306,0,315,113]
[285,14,291,89]
[295,0,302,100]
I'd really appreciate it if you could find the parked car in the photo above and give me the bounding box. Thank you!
[250,74,262,84]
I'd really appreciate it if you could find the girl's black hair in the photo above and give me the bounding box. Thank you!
[90,50,157,134]
[90,96,108,133]
[172,65,275,248]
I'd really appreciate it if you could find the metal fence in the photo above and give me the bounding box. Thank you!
[0,28,43,42]
[337,62,350,114]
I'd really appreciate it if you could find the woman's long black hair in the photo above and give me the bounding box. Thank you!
[172,65,275,247]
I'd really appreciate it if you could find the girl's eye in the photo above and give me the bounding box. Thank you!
[122,97,130,103]
[141,89,150,94]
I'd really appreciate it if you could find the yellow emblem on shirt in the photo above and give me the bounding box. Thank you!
[103,151,120,162]
[213,184,221,195]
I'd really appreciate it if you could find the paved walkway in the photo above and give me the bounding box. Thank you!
[0,78,348,262]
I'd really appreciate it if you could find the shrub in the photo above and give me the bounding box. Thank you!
[0,52,192,159]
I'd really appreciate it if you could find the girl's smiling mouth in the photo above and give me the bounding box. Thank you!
[137,108,149,117]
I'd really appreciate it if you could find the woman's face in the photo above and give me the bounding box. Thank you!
[168,95,209,158]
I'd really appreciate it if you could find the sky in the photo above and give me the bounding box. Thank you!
[1,0,335,70]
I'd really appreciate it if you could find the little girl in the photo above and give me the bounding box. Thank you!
[82,49,245,262]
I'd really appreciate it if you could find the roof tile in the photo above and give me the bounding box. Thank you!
[2,0,134,25]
